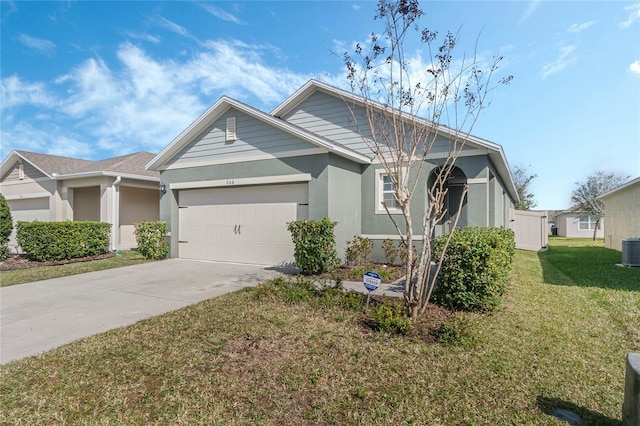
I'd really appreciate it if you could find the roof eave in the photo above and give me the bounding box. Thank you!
[52,171,159,182]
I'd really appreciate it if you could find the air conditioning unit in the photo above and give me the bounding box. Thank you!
[621,238,640,267]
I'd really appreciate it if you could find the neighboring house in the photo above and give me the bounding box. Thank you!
[0,150,160,251]
[555,207,604,239]
[597,176,640,251]
[147,79,519,266]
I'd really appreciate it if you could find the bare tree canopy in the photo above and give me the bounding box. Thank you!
[512,164,537,210]
[570,171,628,240]
[342,0,512,317]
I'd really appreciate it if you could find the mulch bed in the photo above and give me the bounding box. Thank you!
[0,252,115,271]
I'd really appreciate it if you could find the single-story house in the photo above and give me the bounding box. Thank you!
[555,207,604,239]
[147,79,519,266]
[597,176,640,251]
[0,150,160,251]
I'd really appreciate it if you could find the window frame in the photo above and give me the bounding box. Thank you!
[578,214,600,230]
[374,168,403,215]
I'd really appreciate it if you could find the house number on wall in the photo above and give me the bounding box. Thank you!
[226,179,234,185]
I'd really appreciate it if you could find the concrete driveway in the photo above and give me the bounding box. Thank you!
[0,259,282,364]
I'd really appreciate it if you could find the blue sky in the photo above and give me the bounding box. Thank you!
[1,1,639,210]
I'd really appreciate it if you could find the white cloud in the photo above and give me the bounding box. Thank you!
[156,16,190,37]
[122,31,161,44]
[568,21,595,33]
[0,75,56,110]
[199,3,243,24]
[1,39,313,158]
[540,45,576,80]
[620,2,640,29]
[630,60,640,75]
[519,0,541,25]
[18,33,56,53]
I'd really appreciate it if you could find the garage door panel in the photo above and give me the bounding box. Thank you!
[178,184,307,265]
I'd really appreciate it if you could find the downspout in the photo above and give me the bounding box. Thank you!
[111,176,122,251]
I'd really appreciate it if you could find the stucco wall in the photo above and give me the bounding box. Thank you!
[602,182,640,251]
[119,186,160,249]
[73,187,100,221]
[327,154,362,261]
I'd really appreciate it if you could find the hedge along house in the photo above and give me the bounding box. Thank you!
[147,80,519,266]
[0,150,160,252]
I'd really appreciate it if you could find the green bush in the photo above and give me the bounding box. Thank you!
[134,221,169,260]
[433,227,515,312]
[435,314,480,347]
[287,218,340,275]
[16,221,111,261]
[345,235,373,266]
[0,194,12,260]
[369,299,413,335]
[382,238,398,265]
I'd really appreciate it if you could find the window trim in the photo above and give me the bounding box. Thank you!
[374,168,403,215]
[578,214,600,230]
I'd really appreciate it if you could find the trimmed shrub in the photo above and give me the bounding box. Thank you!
[433,227,515,312]
[0,194,12,260]
[345,235,373,266]
[16,221,111,261]
[134,221,169,260]
[369,298,413,335]
[287,218,340,275]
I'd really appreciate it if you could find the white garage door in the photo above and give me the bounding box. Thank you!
[7,197,50,248]
[178,183,308,265]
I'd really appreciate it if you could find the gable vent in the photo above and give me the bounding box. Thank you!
[226,117,237,141]
[18,163,24,180]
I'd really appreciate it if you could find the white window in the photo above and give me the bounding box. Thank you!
[375,169,402,215]
[579,215,600,230]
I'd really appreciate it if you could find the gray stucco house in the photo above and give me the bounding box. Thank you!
[147,80,518,265]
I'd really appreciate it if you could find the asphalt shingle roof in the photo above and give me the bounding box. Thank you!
[15,151,158,179]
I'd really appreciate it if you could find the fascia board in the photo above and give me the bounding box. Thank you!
[597,176,640,200]
[52,171,159,182]
[146,96,234,171]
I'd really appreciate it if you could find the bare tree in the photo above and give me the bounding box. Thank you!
[512,164,538,210]
[343,0,511,317]
[570,171,628,240]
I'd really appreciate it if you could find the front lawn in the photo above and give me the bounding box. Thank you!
[1,238,638,424]
[0,251,151,287]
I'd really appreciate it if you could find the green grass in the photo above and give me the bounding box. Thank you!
[1,238,638,424]
[0,251,151,287]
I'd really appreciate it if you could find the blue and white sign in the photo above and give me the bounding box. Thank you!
[363,271,382,292]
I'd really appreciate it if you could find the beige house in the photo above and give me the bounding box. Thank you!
[0,150,160,252]
[555,207,604,239]
[597,176,640,251]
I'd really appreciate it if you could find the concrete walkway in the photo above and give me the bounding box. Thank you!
[0,259,282,364]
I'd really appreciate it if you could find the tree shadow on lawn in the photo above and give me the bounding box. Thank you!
[537,396,621,426]
[538,245,639,292]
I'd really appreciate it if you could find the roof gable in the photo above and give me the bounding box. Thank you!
[272,80,518,202]
[146,96,371,171]
[0,150,159,182]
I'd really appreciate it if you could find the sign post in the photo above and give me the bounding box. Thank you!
[362,271,382,310]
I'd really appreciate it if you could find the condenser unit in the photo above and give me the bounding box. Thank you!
[621,238,640,267]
